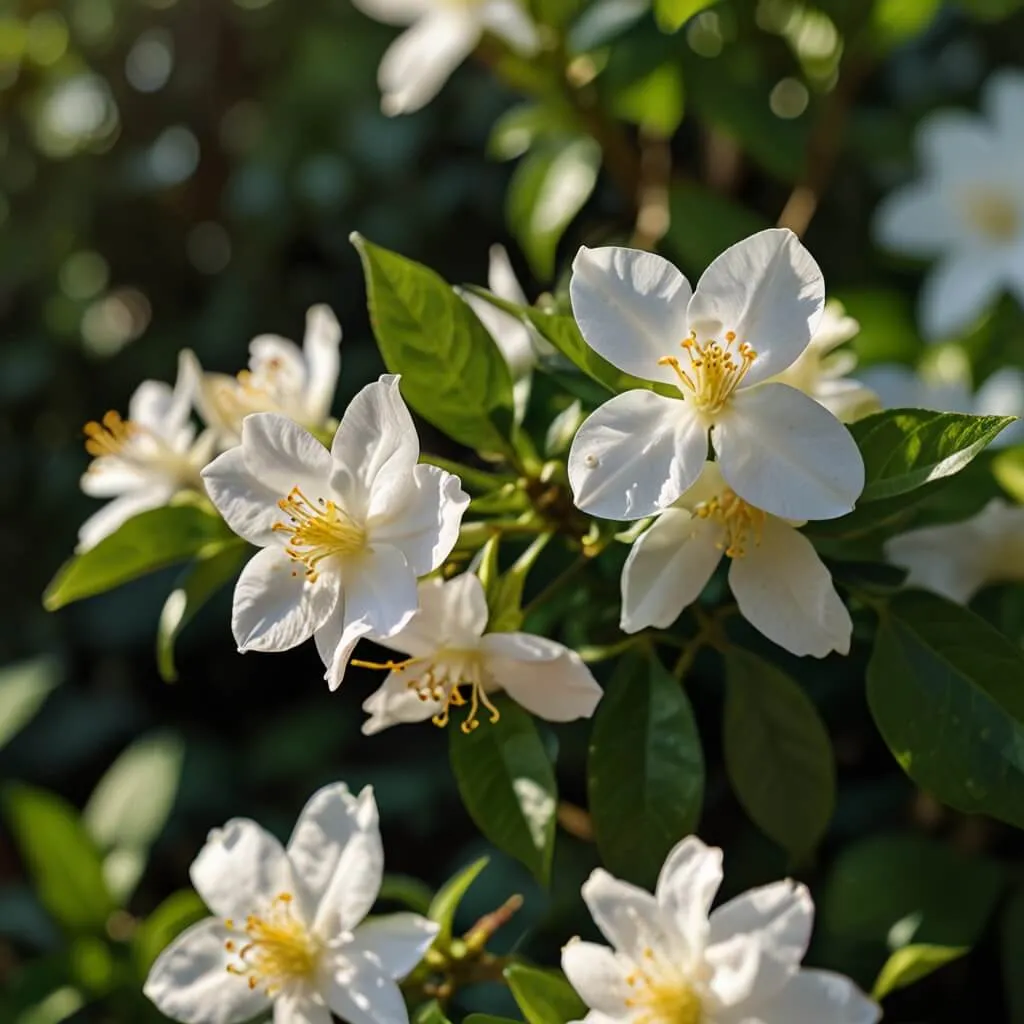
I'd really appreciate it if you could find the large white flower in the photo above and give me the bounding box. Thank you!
[769,301,878,422]
[567,230,864,523]
[361,572,602,734]
[78,351,215,552]
[188,304,342,448]
[562,835,879,1024]
[886,498,1024,604]
[620,463,851,658]
[873,70,1024,340]
[145,782,438,1024]
[351,0,539,116]
[201,375,469,690]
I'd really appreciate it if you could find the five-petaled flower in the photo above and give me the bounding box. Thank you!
[78,351,215,552]
[360,572,602,734]
[187,304,342,449]
[567,229,864,523]
[620,463,851,658]
[562,834,880,1024]
[201,375,469,690]
[144,782,438,1024]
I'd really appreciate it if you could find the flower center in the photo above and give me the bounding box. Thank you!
[83,411,138,457]
[961,190,1019,242]
[224,892,321,996]
[695,488,765,558]
[352,650,501,733]
[273,486,367,581]
[658,332,757,415]
[625,947,704,1024]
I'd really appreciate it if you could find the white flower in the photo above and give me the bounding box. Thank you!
[769,301,879,422]
[567,230,865,523]
[144,782,438,1024]
[201,375,469,690]
[873,70,1024,340]
[886,498,1024,604]
[189,304,342,448]
[78,351,215,552]
[351,0,539,116]
[562,835,879,1024]
[361,572,602,734]
[620,463,851,658]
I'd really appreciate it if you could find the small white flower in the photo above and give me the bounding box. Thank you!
[562,835,879,1024]
[144,782,438,1024]
[201,375,469,690]
[769,301,879,422]
[886,498,1024,604]
[78,351,215,552]
[873,70,1024,340]
[361,572,602,734]
[620,463,851,658]
[567,230,865,523]
[351,0,539,116]
[189,304,342,448]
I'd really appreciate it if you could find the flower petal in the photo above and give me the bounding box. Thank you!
[232,546,339,653]
[190,819,294,920]
[872,183,959,257]
[76,486,174,553]
[240,413,333,494]
[202,446,285,546]
[581,868,679,962]
[144,918,269,1024]
[620,509,723,633]
[569,246,691,385]
[728,517,851,657]
[918,250,1005,341]
[248,335,307,396]
[287,783,383,935]
[984,69,1024,147]
[916,110,1001,179]
[343,545,419,640]
[326,952,411,1024]
[714,383,863,520]
[686,229,825,386]
[302,305,342,424]
[481,633,603,722]
[314,601,375,692]
[480,0,540,51]
[654,836,722,957]
[704,932,762,1009]
[569,391,707,521]
[273,994,333,1024]
[349,0,433,26]
[362,668,441,734]
[732,969,880,1024]
[561,940,631,1015]
[345,914,440,979]
[378,11,479,116]
[80,458,149,497]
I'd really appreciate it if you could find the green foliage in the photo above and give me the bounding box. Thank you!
[428,857,489,946]
[505,964,587,1024]
[132,890,208,978]
[871,943,967,1000]
[0,658,60,751]
[654,0,718,33]
[1001,883,1024,1021]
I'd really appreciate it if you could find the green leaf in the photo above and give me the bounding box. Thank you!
[156,542,248,682]
[378,875,434,916]
[588,651,704,886]
[507,137,600,282]
[867,590,1024,829]
[414,1001,453,1024]
[504,964,586,1024]
[723,647,835,860]
[872,943,967,1000]
[955,0,1024,20]
[449,699,557,883]
[655,0,716,32]
[871,0,942,46]
[427,856,489,947]
[851,409,1014,503]
[420,454,513,496]
[0,657,60,751]
[612,63,685,136]
[4,784,115,932]
[993,444,1024,503]
[1001,883,1024,1021]
[44,505,235,611]
[351,234,516,454]
[132,889,208,977]
[464,1016,521,1024]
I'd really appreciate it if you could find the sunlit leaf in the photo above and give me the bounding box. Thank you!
[133,889,208,977]
[505,963,586,1024]
[428,857,489,947]
[0,657,60,751]
[872,943,967,1000]
[654,0,717,33]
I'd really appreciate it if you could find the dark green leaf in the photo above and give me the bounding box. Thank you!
[867,590,1024,828]
[1001,883,1024,1021]
[588,651,704,886]
[351,234,515,454]
[955,0,1024,20]
[723,647,835,860]
[378,875,434,916]
[654,0,717,32]
[133,889,208,977]
[872,944,967,1000]
[427,856,489,947]
[464,1016,522,1024]
[43,505,235,611]
[504,964,586,1024]
[420,454,514,496]
[449,699,557,884]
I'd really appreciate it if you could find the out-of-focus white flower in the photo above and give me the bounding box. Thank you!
[79,351,214,552]
[566,230,864,524]
[769,301,879,422]
[874,70,1024,340]
[350,0,539,116]
[201,376,469,690]
[144,782,438,1024]
[886,498,1024,604]
[189,304,342,448]
[620,463,851,658]
[361,572,602,734]
[562,835,880,1024]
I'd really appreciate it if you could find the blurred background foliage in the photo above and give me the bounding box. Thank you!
[5,0,1024,1021]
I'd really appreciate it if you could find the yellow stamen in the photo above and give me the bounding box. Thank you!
[695,488,765,558]
[659,331,757,415]
[622,946,704,1024]
[83,411,137,457]
[273,486,366,582]
[962,190,1019,243]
